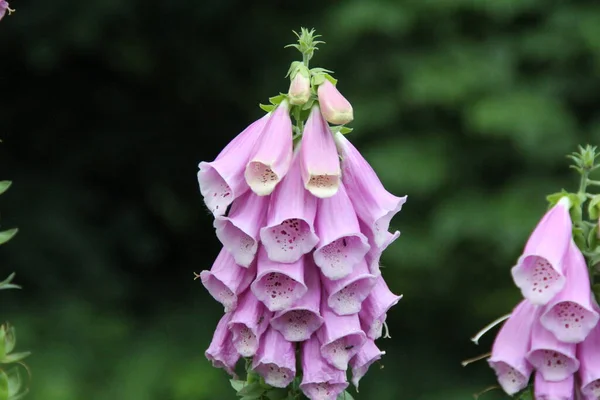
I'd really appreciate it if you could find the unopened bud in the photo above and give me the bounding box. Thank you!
[288,67,311,105]
[317,80,353,125]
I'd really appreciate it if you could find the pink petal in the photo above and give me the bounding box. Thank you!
[205,313,240,377]
[541,241,599,343]
[270,256,324,341]
[252,327,296,388]
[198,115,269,216]
[361,219,400,276]
[299,106,341,198]
[199,248,257,312]
[578,324,600,398]
[335,131,406,248]
[323,259,377,315]
[527,317,580,382]
[259,153,318,263]
[358,275,402,340]
[534,371,575,400]
[350,339,385,389]
[300,335,349,400]
[511,197,572,305]
[318,298,366,370]
[251,246,308,312]
[228,290,271,357]
[214,190,268,267]
[314,183,370,280]
[317,80,353,125]
[245,101,293,196]
[488,300,537,395]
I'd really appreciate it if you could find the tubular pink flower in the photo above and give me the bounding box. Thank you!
[511,197,572,305]
[228,290,271,357]
[199,248,257,312]
[350,339,385,389]
[288,72,311,106]
[300,335,349,400]
[270,256,324,341]
[488,300,537,395]
[299,106,341,198]
[252,327,296,388]
[244,100,293,196]
[527,317,580,382]
[317,80,353,125]
[323,259,377,315]
[251,246,308,312]
[534,371,575,400]
[578,324,600,398]
[540,241,599,343]
[259,153,318,263]
[335,131,407,248]
[358,275,402,340]
[361,220,400,276]
[198,115,269,216]
[214,190,268,267]
[0,1,12,21]
[318,298,366,370]
[313,183,370,280]
[205,313,240,377]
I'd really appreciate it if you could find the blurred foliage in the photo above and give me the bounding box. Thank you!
[1,0,599,399]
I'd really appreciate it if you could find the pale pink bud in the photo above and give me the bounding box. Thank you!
[317,80,353,125]
[288,72,311,105]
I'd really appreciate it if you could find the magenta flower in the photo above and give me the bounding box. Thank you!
[527,316,580,381]
[251,246,308,312]
[317,80,353,125]
[300,335,349,400]
[317,298,366,370]
[578,324,600,398]
[198,115,269,216]
[534,371,575,400]
[270,256,324,341]
[299,106,341,198]
[228,289,271,357]
[511,197,572,305]
[259,153,318,263]
[205,313,240,377]
[288,70,311,106]
[335,131,406,248]
[350,339,385,389]
[252,327,296,388]
[323,259,376,316]
[199,247,256,312]
[540,241,599,343]
[358,275,402,340]
[313,183,370,280]
[488,300,537,395]
[214,190,268,267]
[245,100,293,196]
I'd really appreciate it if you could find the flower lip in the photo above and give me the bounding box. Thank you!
[270,307,324,342]
[323,259,377,316]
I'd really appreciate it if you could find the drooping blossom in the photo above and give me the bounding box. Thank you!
[228,289,271,357]
[317,80,353,125]
[300,106,341,198]
[350,339,385,389]
[322,259,376,316]
[578,324,600,398]
[540,241,599,343]
[361,219,400,276]
[198,114,269,216]
[259,152,318,263]
[205,313,240,377]
[244,100,293,196]
[0,1,13,21]
[359,275,402,340]
[214,190,268,267]
[534,371,575,400]
[511,197,572,305]
[252,327,296,388]
[313,183,370,280]
[488,300,537,395]
[335,131,407,248]
[300,335,349,400]
[199,247,256,312]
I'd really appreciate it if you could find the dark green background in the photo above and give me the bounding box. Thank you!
[1,0,599,399]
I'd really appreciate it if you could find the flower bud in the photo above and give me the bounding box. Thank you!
[317,80,353,125]
[288,67,311,106]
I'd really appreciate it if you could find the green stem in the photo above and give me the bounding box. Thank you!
[302,52,310,68]
[587,179,600,187]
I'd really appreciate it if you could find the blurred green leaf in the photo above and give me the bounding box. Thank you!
[0,229,18,246]
[0,182,12,196]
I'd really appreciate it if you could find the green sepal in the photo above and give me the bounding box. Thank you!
[588,225,599,250]
[0,370,8,400]
[310,67,334,75]
[514,385,533,400]
[2,324,16,355]
[236,382,265,398]
[259,104,275,113]
[301,98,316,111]
[0,181,11,196]
[1,352,30,365]
[573,226,586,250]
[589,195,600,220]
[285,61,303,79]
[0,274,21,291]
[546,190,570,209]
[593,283,600,303]
[264,388,289,400]
[311,74,325,87]
[0,327,5,361]
[269,94,287,106]
[0,229,18,246]
[230,380,247,392]
[323,73,337,85]
[6,367,24,399]
[330,126,353,135]
[337,391,355,400]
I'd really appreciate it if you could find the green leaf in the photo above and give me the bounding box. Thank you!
[268,94,286,106]
[589,195,600,220]
[1,352,31,364]
[285,61,303,78]
[0,274,21,291]
[259,104,275,113]
[230,379,247,392]
[0,229,18,246]
[337,391,355,400]
[573,226,586,250]
[546,190,569,208]
[0,370,8,400]
[240,395,262,400]
[323,73,338,85]
[0,181,12,196]
[265,388,289,400]
[236,382,265,397]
